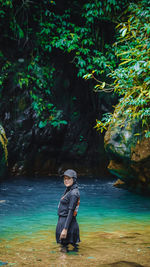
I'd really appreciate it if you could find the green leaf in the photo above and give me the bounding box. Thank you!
[121,28,127,37]
[38,121,47,128]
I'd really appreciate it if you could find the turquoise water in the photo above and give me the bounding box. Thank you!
[0,176,150,240]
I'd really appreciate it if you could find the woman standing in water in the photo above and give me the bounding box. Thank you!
[56,169,80,251]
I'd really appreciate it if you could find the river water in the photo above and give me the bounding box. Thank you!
[0,176,150,266]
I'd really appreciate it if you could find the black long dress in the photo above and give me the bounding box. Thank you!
[56,183,80,245]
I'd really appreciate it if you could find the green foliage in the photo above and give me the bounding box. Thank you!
[82,0,128,23]
[0,0,128,130]
[0,0,132,130]
[0,0,68,129]
[39,0,129,79]
[95,113,112,133]
[22,56,68,128]
[95,0,150,138]
[31,90,67,129]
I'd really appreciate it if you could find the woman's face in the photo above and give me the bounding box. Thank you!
[64,175,74,187]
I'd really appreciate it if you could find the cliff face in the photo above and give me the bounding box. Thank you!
[1,58,115,177]
[104,111,150,193]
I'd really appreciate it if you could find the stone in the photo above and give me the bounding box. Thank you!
[113,179,125,188]
[0,125,8,179]
[100,261,144,267]
[131,137,150,162]
[0,200,6,203]
[104,108,150,193]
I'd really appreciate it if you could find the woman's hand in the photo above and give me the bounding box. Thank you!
[60,229,68,240]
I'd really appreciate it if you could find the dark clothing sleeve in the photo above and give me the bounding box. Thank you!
[64,194,78,230]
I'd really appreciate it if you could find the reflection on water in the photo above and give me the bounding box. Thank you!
[0,176,150,239]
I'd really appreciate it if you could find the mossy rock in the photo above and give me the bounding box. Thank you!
[0,125,8,177]
[104,108,150,193]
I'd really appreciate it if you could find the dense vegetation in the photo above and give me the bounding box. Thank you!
[0,0,126,128]
[94,0,150,138]
[0,0,149,137]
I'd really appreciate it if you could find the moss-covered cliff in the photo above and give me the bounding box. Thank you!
[0,125,8,177]
[95,0,150,193]
[104,108,150,193]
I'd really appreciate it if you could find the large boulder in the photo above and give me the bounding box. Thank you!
[104,111,150,193]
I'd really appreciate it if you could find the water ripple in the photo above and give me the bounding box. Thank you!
[0,176,150,239]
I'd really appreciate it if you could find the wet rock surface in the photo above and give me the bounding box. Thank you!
[101,262,144,267]
[0,125,8,178]
[104,111,150,193]
[100,261,144,267]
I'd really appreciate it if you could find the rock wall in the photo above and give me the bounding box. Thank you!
[104,110,150,193]
[1,57,115,177]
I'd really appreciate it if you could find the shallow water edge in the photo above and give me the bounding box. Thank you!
[1,226,150,267]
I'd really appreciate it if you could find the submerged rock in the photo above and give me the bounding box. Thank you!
[0,261,8,266]
[0,200,6,203]
[101,261,144,267]
[104,111,150,193]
